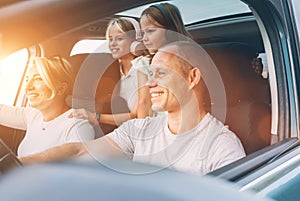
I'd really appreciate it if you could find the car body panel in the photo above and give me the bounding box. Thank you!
[0,159,273,201]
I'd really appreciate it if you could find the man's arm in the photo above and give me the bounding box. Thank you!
[19,136,125,164]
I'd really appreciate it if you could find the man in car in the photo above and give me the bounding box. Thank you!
[20,41,245,175]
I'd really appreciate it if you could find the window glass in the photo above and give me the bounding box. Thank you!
[0,49,28,105]
[118,0,251,24]
[70,39,110,56]
[291,0,300,44]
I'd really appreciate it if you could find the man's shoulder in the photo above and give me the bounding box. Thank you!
[197,113,241,144]
[204,114,246,163]
[119,115,167,133]
[127,115,166,126]
[208,115,245,154]
[204,113,235,136]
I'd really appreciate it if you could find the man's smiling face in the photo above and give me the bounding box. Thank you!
[147,50,192,113]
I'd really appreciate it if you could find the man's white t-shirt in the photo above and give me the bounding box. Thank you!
[108,113,245,175]
[0,105,95,157]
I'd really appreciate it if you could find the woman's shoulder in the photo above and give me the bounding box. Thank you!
[25,107,41,117]
[131,56,151,77]
[59,109,81,123]
[132,56,151,67]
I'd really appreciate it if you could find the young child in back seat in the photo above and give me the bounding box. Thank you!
[70,17,152,127]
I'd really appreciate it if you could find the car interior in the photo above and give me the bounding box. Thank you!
[0,0,292,176]
[53,13,272,155]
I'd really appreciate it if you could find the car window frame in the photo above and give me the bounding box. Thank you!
[243,0,300,141]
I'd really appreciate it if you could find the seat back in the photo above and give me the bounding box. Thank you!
[203,42,271,154]
[69,53,127,135]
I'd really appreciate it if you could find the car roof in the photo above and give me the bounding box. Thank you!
[0,0,160,59]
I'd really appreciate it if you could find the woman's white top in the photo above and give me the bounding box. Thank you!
[0,104,95,157]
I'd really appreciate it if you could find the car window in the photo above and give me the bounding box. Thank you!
[261,163,300,200]
[66,0,272,155]
[0,49,28,105]
[70,39,110,56]
[291,0,300,40]
[118,0,251,24]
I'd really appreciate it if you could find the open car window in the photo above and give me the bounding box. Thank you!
[0,49,28,105]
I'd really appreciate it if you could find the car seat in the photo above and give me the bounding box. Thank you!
[202,42,271,154]
[69,53,129,136]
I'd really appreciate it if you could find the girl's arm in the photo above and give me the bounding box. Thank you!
[98,112,136,126]
[70,108,136,126]
[136,71,152,118]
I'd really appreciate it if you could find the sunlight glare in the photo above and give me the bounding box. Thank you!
[0,49,28,105]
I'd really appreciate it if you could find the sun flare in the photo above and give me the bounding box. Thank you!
[0,49,28,105]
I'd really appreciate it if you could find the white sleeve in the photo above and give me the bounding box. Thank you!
[107,120,135,158]
[0,104,29,130]
[65,119,96,142]
[206,131,246,172]
[132,56,151,78]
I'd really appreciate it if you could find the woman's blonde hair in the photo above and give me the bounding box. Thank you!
[29,56,76,100]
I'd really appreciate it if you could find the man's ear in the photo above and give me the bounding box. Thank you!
[57,82,68,95]
[188,68,201,89]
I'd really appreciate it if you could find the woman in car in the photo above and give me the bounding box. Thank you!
[0,56,95,157]
[70,17,152,126]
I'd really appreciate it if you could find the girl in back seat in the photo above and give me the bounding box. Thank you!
[70,17,152,126]
[71,3,192,128]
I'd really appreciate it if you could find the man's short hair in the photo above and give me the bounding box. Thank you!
[158,41,211,73]
[158,41,226,118]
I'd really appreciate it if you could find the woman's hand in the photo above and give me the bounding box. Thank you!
[69,109,98,124]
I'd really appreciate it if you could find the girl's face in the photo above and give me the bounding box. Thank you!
[140,15,168,54]
[107,26,134,59]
